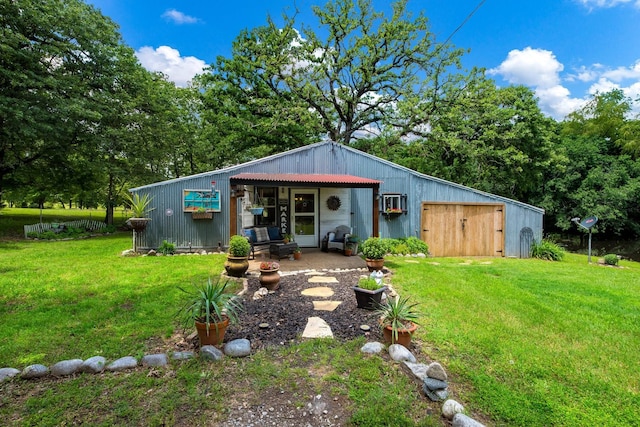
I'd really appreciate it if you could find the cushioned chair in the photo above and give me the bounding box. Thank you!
[326,225,352,252]
[241,226,284,259]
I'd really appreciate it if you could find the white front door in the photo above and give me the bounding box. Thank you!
[291,189,318,247]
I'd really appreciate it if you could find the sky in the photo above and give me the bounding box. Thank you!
[86,0,640,120]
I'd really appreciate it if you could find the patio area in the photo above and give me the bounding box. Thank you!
[247,248,367,272]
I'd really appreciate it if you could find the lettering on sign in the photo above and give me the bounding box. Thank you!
[279,200,289,234]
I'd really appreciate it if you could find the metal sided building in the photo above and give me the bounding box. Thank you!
[129,140,544,257]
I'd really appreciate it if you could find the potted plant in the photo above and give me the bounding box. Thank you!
[293,247,302,260]
[353,277,387,310]
[374,295,420,347]
[346,235,360,256]
[179,277,243,347]
[258,261,280,290]
[224,235,251,277]
[247,204,264,215]
[192,207,213,220]
[125,192,155,232]
[283,233,294,244]
[360,237,388,271]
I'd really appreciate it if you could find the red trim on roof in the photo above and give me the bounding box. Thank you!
[230,173,381,186]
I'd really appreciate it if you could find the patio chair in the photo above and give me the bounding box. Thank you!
[326,225,352,253]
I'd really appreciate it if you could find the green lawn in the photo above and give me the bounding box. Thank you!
[1,208,639,426]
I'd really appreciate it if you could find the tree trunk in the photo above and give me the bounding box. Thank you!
[105,172,115,225]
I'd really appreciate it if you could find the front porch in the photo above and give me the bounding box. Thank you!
[247,247,367,272]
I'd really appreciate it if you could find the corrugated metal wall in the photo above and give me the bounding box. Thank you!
[130,141,543,257]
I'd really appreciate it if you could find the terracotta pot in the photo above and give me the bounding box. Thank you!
[383,322,418,347]
[225,256,249,277]
[365,258,385,272]
[195,317,230,346]
[352,286,387,310]
[293,252,301,260]
[129,218,149,232]
[344,249,353,257]
[259,269,280,290]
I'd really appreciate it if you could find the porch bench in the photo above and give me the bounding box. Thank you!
[241,226,285,260]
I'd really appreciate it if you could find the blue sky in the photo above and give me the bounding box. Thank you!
[87,0,640,120]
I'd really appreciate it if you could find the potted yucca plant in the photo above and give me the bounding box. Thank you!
[179,277,243,347]
[374,295,420,347]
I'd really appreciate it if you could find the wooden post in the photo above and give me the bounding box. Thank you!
[229,189,237,238]
[372,185,379,237]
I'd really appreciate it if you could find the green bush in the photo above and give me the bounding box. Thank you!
[158,240,176,255]
[530,239,565,261]
[603,254,619,266]
[228,235,251,257]
[360,237,388,259]
[386,236,429,255]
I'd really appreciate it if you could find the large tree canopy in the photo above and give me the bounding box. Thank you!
[197,0,469,155]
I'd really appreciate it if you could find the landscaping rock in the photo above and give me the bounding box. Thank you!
[388,344,416,363]
[82,356,106,373]
[453,413,485,427]
[423,377,449,402]
[224,339,252,357]
[302,316,334,339]
[106,356,138,372]
[21,364,49,379]
[201,345,224,361]
[426,361,448,381]
[360,342,385,354]
[0,368,20,382]
[172,351,195,360]
[142,353,168,367]
[403,361,429,380]
[51,359,83,376]
[442,399,465,420]
[423,377,448,391]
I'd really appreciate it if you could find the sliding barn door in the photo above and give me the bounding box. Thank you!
[421,203,504,257]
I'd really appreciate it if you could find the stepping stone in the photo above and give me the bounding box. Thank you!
[308,276,339,283]
[405,260,419,264]
[301,286,334,297]
[312,301,342,311]
[302,317,334,338]
[305,271,326,276]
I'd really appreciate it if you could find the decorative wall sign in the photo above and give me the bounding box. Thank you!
[279,200,289,234]
[183,189,221,212]
[326,195,341,211]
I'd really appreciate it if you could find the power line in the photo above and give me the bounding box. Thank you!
[441,0,487,47]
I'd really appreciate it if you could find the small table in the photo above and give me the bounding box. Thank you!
[269,242,299,259]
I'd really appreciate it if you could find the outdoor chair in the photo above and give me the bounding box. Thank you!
[326,225,352,253]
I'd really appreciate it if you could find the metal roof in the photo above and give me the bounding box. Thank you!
[230,173,381,188]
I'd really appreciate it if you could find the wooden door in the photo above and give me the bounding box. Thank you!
[421,203,504,257]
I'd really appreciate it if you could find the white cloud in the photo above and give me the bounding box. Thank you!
[161,9,200,25]
[576,0,640,9]
[135,46,207,87]
[490,47,640,119]
[488,47,563,88]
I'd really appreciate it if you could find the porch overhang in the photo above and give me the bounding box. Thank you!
[229,173,381,188]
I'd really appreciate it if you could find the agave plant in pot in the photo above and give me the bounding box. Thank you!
[225,235,251,277]
[179,277,243,347]
[125,192,155,232]
[360,237,388,271]
[374,295,420,347]
[353,277,387,310]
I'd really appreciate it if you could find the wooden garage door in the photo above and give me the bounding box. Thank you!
[421,203,504,257]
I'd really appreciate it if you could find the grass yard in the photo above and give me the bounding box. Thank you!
[387,255,640,426]
[1,208,639,426]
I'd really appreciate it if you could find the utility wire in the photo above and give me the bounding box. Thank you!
[441,0,487,47]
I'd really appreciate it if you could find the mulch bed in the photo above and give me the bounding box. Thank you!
[223,269,384,349]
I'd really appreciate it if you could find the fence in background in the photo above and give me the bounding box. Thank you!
[24,220,106,238]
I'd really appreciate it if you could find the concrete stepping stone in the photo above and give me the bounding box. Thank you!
[405,259,419,264]
[301,286,334,297]
[312,301,342,311]
[305,271,326,276]
[307,276,339,283]
[302,316,334,338]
